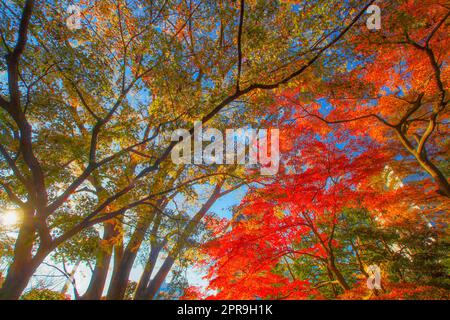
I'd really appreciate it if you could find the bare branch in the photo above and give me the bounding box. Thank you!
[236,0,245,91]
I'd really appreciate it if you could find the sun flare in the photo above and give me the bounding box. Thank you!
[0,210,19,227]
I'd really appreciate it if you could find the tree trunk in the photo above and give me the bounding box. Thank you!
[396,129,450,197]
[106,249,138,300]
[143,256,175,300]
[326,266,338,298]
[80,222,116,300]
[417,155,450,197]
[107,206,159,300]
[0,216,46,300]
[328,261,350,291]
[0,256,43,300]
[136,182,224,300]
[134,241,165,300]
[0,262,37,300]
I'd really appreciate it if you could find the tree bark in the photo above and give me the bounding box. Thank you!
[80,222,116,300]
[143,256,175,300]
[328,260,350,291]
[134,240,165,300]
[0,213,46,299]
[417,154,450,197]
[137,182,225,299]
[106,214,155,300]
[0,260,39,300]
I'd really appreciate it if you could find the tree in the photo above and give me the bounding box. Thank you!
[189,106,449,299]
[21,288,70,300]
[277,0,450,197]
[0,0,377,299]
[192,124,387,298]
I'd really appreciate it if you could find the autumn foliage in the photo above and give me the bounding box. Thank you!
[0,0,449,300]
[183,0,450,300]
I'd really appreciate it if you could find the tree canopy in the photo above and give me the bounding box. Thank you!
[0,0,448,300]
